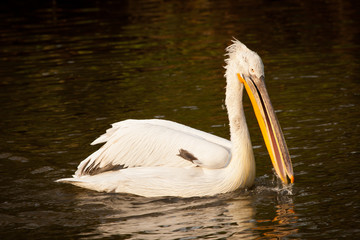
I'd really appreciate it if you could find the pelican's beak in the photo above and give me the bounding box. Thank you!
[237,73,294,184]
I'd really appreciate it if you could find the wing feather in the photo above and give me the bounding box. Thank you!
[75,119,232,177]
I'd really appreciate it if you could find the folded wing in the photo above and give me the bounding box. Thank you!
[75,119,232,177]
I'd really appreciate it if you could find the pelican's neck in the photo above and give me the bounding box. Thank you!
[224,69,256,188]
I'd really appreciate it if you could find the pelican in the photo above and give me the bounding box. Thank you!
[57,40,294,197]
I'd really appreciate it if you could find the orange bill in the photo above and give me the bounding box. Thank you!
[237,73,294,184]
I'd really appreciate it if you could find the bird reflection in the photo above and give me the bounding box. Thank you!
[226,196,256,239]
[253,195,298,239]
[71,192,258,239]
[67,186,297,239]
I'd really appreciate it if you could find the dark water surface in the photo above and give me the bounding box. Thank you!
[1,0,359,239]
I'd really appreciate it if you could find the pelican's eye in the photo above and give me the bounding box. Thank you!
[251,68,255,73]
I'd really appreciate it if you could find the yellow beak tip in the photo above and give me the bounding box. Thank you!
[290,176,294,183]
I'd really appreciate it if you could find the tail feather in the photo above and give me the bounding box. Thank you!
[56,175,119,193]
[56,177,89,188]
[56,177,82,183]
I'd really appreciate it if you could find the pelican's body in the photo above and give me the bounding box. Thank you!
[57,40,293,197]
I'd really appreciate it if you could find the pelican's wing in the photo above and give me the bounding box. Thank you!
[75,119,231,177]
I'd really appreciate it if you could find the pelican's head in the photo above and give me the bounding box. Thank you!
[225,39,294,184]
[225,40,264,81]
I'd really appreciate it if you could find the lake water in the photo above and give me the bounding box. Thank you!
[1,0,359,239]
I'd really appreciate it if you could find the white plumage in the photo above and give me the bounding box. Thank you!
[79,119,232,173]
[57,39,293,197]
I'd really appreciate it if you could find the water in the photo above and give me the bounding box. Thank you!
[1,0,359,239]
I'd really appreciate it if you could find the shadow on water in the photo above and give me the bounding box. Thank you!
[0,0,360,239]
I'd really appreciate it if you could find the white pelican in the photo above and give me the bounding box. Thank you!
[57,40,294,197]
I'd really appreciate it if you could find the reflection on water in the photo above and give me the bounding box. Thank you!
[257,202,298,239]
[1,0,360,239]
[54,188,296,239]
[253,191,298,239]
[78,194,256,239]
